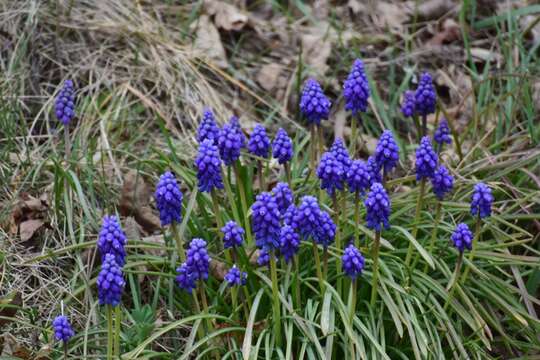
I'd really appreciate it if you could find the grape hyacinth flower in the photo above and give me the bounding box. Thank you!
[470,182,493,219]
[300,78,331,125]
[185,238,211,282]
[272,182,293,214]
[374,130,399,175]
[97,215,127,267]
[251,192,281,250]
[343,59,370,114]
[257,248,271,266]
[431,165,454,200]
[221,221,244,249]
[317,151,345,196]
[279,225,300,263]
[248,124,270,158]
[314,210,336,248]
[415,72,436,116]
[97,254,125,306]
[225,265,247,287]
[293,196,323,241]
[53,315,75,343]
[434,119,452,148]
[365,182,391,232]
[415,136,438,180]
[272,128,293,164]
[217,118,245,166]
[451,223,473,252]
[55,80,76,125]
[283,204,298,228]
[401,90,416,118]
[195,139,224,193]
[366,156,382,185]
[342,243,365,279]
[330,138,352,175]
[176,263,196,293]
[197,108,220,144]
[155,171,183,226]
[347,159,371,194]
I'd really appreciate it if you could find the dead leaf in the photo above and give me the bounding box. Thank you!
[333,108,347,141]
[301,24,333,76]
[193,15,228,69]
[415,0,458,21]
[347,0,365,15]
[19,219,44,243]
[256,63,282,91]
[521,15,540,46]
[120,170,160,234]
[210,259,228,281]
[373,2,410,33]
[470,48,503,66]
[11,193,48,227]
[427,18,461,46]
[206,0,249,32]
[135,207,160,234]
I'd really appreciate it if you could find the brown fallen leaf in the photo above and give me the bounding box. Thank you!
[206,0,249,32]
[210,259,228,281]
[427,18,461,46]
[192,15,228,69]
[119,170,160,234]
[414,0,458,21]
[19,219,44,243]
[373,2,410,33]
[256,63,282,92]
[301,23,334,76]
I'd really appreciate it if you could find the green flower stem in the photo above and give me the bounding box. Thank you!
[231,286,239,322]
[233,162,253,247]
[460,216,482,285]
[322,247,329,286]
[293,257,301,310]
[370,231,381,306]
[317,125,324,161]
[421,114,427,137]
[106,305,113,360]
[199,284,213,333]
[348,279,357,324]
[192,290,205,339]
[422,201,442,273]
[310,125,316,175]
[405,178,426,267]
[210,189,226,254]
[351,116,357,156]
[257,159,265,191]
[312,242,324,294]
[170,221,185,263]
[354,191,361,247]
[114,305,121,357]
[444,251,464,311]
[222,168,242,224]
[284,163,292,188]
[333,193,342,297]
[413,115,421,141]
[63,342,68,360]
[269,252,282,346]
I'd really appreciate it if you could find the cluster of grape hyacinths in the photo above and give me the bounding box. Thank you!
[257,248,271,266]
[431,166,454,200]
[272,182,293,214]
[317,151,345,196]
[53,315,75,343]
[184,238,211,282]
[365,183,391,231]
[248,124,270,158]
[98,216,127,266]
[272,128,293,164]
[221,221,244,249]
[279,225,300,263]
[293,196,324,240]
[97,254,126,306]
[55,80,76,125]
[251,192,281,250]
[155,171,183,226]
[451,223,473,253]
[300,78,331,125]
[347,159,371,194]
[330,139,352,175]
[217,117,246,165]
[195,139,224,193]
[313,211,336,248]
[225,265,247,287]
[366,156,382,185]
[415,72,437,117]
[400,90,416,118]
[415,136,438,180]
[197,108,220,144]
[470,182,493,219]
[342,243,365,279]
[176,263,196,293]
[434,119,452,149]
[343,59,370,115]
[374,130,399,176]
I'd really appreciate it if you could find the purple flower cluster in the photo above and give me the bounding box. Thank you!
[347,160,371,194]
[283,204,298,228]
[366,156,382,185]
[343,59,370,114]
[470,182,493,219]
[176,263,196,293]
[434,119,452,146]
[225,265,247,287]
[272,182,293,214]
[431,166,454,200]
[342,243,365,279]
[185,238,211,281]
[217,117,246,165]
[415,72,436,116]
[292,196,335,248]
[365,183,391,231]
[415,136,438,180]
[300,78,331,125]
[317,151,345,196]
[272,128,293,164]
[251,192,281,250]
[451,223,473,252]
[248,124,270,158]
[97,215,127,266]
[257,248,271,266]
[155,171,183,226]
[279,225,300,263]
[375,130,399,173]
[221,220,244,249]
[195,139,223,193]
[97,254,125,306]
[55,80,76,125]
[197,108,220,144]
[53,315,75,342]
[313,211,336,248]
[401,90,416,118]
[330,138,351,174]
